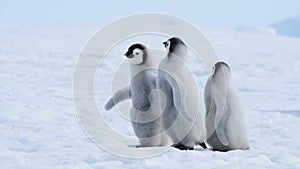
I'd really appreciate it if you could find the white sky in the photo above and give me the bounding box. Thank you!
[1,0,299,28]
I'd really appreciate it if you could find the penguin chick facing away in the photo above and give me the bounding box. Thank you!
[158,37,207,150]
[105,43,168,147]
[204,61,249,151]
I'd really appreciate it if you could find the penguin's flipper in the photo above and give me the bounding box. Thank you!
[104,86,131,110]
[204,78,212,117]
[214,95,230,146]
[168,76,183,112]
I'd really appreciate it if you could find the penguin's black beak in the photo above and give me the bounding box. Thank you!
[124,51,129,57]
[124,51,134,58]
[163,41,167,48]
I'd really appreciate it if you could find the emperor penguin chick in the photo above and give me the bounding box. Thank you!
[204,61,249,151]
[157,37,207,150]
[105,43,168,147]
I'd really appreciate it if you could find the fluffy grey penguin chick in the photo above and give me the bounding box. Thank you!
[204,61,249,151]
[157,37,207,150]
[105,43,168,147]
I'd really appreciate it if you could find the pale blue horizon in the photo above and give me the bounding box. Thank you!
[1,0,300,28]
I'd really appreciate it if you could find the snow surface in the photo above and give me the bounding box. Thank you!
[1,24,300,168]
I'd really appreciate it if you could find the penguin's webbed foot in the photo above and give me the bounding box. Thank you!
[198,142,207,149]
[172,143,194,150]
[212,148,229,152]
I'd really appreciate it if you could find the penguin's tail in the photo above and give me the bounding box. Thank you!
[104,86,131,110]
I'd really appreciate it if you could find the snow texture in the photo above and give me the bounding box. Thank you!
[0,24,300,168]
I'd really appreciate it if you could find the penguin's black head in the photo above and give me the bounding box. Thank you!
[124,43,147,65]
[163,37,186,53]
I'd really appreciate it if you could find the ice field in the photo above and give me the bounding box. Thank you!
[0,24,300,168]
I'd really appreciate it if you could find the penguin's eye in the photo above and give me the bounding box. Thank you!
[135,52,139,55]
[163,41,169,48]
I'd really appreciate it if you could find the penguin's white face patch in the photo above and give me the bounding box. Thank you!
[212,65,216,74]
[163,40,171,52]
[128,48,144,65]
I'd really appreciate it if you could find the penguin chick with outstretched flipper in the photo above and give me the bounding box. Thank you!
[105,43,168,147]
